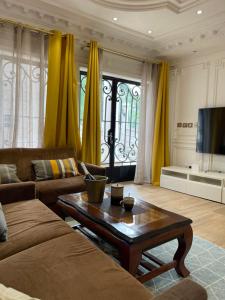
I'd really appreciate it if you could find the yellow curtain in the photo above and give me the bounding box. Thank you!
[151,62,170,186]
[81,41,101,165]
[44,31,81,156]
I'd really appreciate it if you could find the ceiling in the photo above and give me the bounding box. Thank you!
[89,0,207,13]
[1,0,225,59]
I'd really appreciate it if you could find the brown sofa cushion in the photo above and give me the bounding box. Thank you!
[153,279,207,300]
[36,176,86,205]
[0,182,35,205]
[0,232,152,300]
[0,199,73,260]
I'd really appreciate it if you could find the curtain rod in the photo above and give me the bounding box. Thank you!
[0,17,54,35]
[85,43,160,64]
[0,18,161,64]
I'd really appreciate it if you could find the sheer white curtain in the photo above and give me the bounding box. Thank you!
[134,62,158,184]
[0,24,47,148]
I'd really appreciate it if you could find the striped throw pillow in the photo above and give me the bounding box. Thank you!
[0,164,20,184]
[32,158,80,181]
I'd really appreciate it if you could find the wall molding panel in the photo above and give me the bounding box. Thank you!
[170,51,225,172]
[213,58,225,106]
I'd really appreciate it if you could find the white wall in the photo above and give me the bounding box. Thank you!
[169,50,225,172]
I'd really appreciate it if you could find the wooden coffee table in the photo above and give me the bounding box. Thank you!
[57,192,193,283]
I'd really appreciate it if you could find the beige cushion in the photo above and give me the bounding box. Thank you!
[0,203,7,242]
[0,165,20,184]
[0,284,39,300]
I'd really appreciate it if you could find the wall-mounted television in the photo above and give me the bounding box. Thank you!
[196,107,225,155]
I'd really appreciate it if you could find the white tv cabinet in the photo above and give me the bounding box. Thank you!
[160,166,225,203]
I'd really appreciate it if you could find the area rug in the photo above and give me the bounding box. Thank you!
[143,236,225,300]
[66,219,225,300]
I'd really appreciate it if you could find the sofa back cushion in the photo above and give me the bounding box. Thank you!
[0,148,77,181]
[0,165,20,184]
[0,203,7,242]
[32,158,79,181]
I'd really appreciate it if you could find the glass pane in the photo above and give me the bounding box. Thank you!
[80,73,86,137]
[0,57,47,148]
[101,78,112,165]
[114,82,141,166]
[79,72,141,167]
[79,73,112,166]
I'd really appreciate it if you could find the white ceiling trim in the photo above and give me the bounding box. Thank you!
[90,0,207,13]
[1,0,225,59]
[0,0,156,44]
[0,0,155,57]
[156,11,225,40]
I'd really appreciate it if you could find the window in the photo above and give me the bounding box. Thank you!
[0,25,48,148]
[80,71,141,169]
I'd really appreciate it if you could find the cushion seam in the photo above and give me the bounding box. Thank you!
[0,231,74,262]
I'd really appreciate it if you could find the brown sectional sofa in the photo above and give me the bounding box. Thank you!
[0,147,105,216]
[0,183,207,300]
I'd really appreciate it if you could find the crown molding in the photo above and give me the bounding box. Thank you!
[1,0,225,60]
[90,0,207,13]
[0,0,157,58]
[160,27,225,58]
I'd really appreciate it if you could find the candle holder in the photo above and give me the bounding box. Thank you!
[111,184,124,206]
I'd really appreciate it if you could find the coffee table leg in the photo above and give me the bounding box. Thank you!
[174,225,193,277]
[119,244,142,275]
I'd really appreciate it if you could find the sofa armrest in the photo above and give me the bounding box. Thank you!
[78,162,106,176]
[0,182,36,205]
[153,279,207,300]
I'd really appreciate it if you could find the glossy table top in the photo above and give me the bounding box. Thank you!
[59,191,192,243]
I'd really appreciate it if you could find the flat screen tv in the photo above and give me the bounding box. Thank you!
[196,107,225,155]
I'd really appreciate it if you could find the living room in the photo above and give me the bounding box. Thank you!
[0,0,225,299]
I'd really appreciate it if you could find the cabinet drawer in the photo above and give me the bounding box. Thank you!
[187,181,222,203]
[222,188,225,204]
[160,175,186,193]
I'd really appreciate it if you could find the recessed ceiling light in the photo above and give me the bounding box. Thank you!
[148,30,152,34]
[113,17,118,21]
[197,10,202,15]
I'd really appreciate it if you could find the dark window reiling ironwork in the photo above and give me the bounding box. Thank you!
[80,71,141,167]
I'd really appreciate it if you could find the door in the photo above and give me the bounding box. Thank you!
[80,72,141,182]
